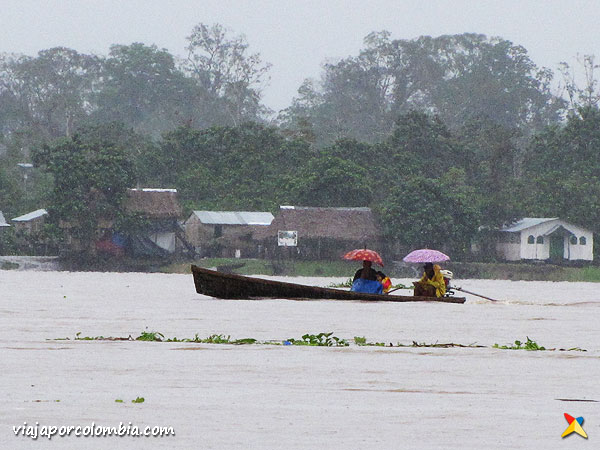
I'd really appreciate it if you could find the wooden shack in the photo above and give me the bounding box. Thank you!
[184,211,274,257]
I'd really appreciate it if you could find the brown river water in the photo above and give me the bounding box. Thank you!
[1,270,598,449]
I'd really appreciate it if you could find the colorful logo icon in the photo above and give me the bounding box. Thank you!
[562,413,588,439]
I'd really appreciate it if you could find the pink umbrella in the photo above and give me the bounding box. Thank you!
[403,249,450,263]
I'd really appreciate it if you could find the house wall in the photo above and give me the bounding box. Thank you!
[14,216,45,234]
[568,234,593,260]
[184,215,265,257]
[260,237,384,261]
[517,221,593,261]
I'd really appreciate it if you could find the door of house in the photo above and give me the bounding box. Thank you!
[549,235,564,260]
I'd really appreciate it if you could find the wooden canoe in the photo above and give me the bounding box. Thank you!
[191,265,466,303]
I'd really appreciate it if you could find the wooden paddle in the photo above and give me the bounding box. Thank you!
[385,284,412,295]
[454,286,500,302]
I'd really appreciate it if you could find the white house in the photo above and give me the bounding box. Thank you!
[496,218,593,261]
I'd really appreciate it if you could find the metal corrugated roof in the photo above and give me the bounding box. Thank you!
[501,218,558,232]
[0,211,10,227]
[192,211,274,226]
[12,209,48,222]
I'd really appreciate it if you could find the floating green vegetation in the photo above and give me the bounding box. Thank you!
[136,331,165,342]
[200,334,232,344]
[50,332,586,352]
[494,337,546,351]
[131,397,145,404]
[354,336,386,346]
[164,334,258,345]
[328,278,353,288]
[115,399,123,403]
[284,332,349,347]
[493,337,588,352]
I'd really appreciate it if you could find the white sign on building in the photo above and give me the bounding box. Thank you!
[278,230,298,247]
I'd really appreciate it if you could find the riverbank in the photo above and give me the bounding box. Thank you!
[3,255,599,282]
[163,258,600,282]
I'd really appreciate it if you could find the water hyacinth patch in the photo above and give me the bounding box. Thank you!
[493,337,546,351]
[284,333,349,347]
[50,332,586,352]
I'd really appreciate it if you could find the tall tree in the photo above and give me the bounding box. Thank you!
[281,32,565,146]
[0,48,101,140]
[185,23,272,125]
[94,43,198,136]
[558,54,600,113]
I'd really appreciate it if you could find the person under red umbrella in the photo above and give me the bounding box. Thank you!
[351,260,383,294]
[342,249,385,294]
[352,260,378,282]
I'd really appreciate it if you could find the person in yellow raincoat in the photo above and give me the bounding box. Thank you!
[413,262,446,297]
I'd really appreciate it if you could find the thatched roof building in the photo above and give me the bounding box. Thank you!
[123,188,182,218]
[121,189,183,255]
[254,206,384,260]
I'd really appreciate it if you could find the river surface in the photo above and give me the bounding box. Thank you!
[1,270,599,449]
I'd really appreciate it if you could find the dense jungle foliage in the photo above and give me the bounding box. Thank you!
[2,24,600,259]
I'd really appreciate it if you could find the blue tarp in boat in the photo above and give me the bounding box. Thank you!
[351,279,383,294]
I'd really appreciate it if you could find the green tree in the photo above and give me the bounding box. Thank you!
[158,122,311,211]
[288,153,373,207]
[376,175,480,257]
[281,32,564,146]
[457,118,523,228]
[381,111,464,182]
[94,43,198,137]
[185,23,272,125]
[32,123,136,255]
[521,107,600,237]
[0,47,101,139]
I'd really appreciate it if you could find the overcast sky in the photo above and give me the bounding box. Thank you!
[1,0,599,112]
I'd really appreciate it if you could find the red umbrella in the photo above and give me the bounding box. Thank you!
[403,249,450,263]
[342,248,384,266]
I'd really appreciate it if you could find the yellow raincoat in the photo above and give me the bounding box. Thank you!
[418,264,446,297]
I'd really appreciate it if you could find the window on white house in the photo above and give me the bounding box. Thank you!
[536,236,544,244]
[527,235,535,244]
[570,236,578,245]
[580,236,587,245]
